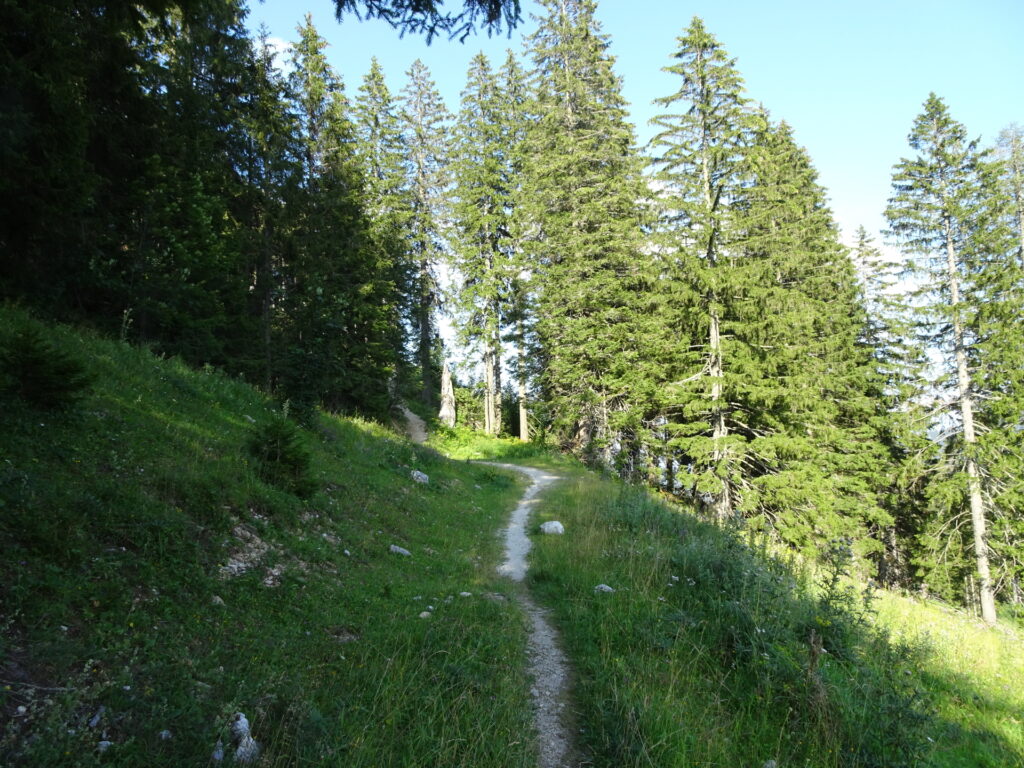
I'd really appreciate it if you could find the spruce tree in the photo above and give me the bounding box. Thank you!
[285,15,396,419]
[353,57,417,375]
[648,16,752,520]
[886,94,1017,624]
[522,0,649,462]
[400,60,453,408]
[995,124,1024,266]
[451,52,514,435]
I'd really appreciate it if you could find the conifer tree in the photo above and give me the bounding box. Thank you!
[401,60,453,408]
[498,50,533,442]
[995,124,1024,265]
[353,57,417,372]
[522,0,649,461]
[886,94,1017,624]
[451,52,518,435]
[852,228,931,585]
[648,16,752,520]
[285,16,396,419]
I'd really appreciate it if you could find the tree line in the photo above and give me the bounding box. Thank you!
[2,0,1021,622]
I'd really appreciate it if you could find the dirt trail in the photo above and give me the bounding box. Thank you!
[400,405,427,444]
[481,462,580,768]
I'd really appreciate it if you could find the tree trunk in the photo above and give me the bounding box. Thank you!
[483,346,495,434]
[439,361,456,427]
[517,324,529,442]
[418,253,434,408]
[709,307,732,521]
[945,219,997,625]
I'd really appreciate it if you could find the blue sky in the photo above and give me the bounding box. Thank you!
[246,0,1024,246]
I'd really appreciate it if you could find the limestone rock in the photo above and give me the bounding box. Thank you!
[540,521,565,535]
[411,470,429,484]
[389,544,412,557]
[593,584,615,593]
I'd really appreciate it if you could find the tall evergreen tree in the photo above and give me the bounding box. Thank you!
[284,15,397,419]
[522,0,649,462]
[648,17,752,521]
[995,123,1024,266]
[353,57,417,373]
[400,60,453,408]
[451,52,515,435]
[886,94,1018,624]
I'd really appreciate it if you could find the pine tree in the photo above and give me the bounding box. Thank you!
[353,57,417,375]
[886,94,1017,624]
[284,15,396,419]
[498,50,533,442]
[401,60,453,408]
[522,0,649,462]
[995,123,1024,266]
[851,228,931,586]
[648,16,752,520]
[451,52,516,435]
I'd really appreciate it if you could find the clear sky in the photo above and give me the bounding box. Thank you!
[246,0,1024,246]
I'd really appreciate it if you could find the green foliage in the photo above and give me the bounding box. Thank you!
[0,323,92,410]
[248,414,316,498]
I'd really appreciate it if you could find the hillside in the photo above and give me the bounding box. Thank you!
[0,307,536,766]
[2,309,1023,768]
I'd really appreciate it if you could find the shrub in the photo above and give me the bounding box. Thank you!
[0,326,92,409]
[247,415,315,497]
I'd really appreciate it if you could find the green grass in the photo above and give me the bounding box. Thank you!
[0,307,534,767]
[492,454,1024,768]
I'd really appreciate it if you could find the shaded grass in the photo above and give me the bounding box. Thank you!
[0,307,535,767]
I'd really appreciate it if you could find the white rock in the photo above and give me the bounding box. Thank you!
[343,549,351,556]
[211,738,225,762]
[459,591,472,597]
[88,706,105,728]
[389,544,412,557]
[97,741,113,753]
[540,521,565,535]
[211,595,225,606]
[243,415,256,424]
[411,470,429,484]
[594,584,615,593]
[235,734,261,764]
[159,729,173,740]
[231,713,251,741]
[763,761,778,768]
[419,611,432,619]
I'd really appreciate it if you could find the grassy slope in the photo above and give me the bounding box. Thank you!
[435,431,1024,768]
[0,308,534,767]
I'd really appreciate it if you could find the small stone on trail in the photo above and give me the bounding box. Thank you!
[389,544,412,557]
[594,584,615,593]
[419,611,432,619]
[540,520,565,535]
[411,470,429,484]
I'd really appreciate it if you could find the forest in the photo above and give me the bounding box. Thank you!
[2,0,1022,628]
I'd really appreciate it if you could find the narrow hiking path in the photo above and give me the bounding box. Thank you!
[396,412,579,766]
[481,462,580,768]
[400,404,428,444]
